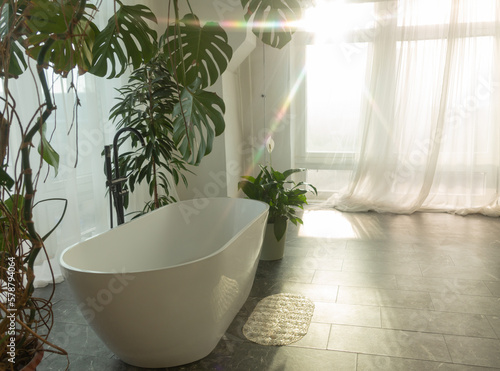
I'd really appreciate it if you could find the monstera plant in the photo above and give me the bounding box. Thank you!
[0,1,159,369]
[241,0,302,49]
[111,0,304,214]
[0,0,303,369]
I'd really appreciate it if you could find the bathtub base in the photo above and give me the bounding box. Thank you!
[120,341,218,368]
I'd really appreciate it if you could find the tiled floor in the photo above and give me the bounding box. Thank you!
[36,207,500,370]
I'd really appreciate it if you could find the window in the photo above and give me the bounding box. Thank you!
[293,0,498,199]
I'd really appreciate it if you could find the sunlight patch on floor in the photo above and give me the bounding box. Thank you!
[299,209,357,239]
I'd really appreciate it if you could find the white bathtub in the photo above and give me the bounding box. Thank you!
[59,198,269,368]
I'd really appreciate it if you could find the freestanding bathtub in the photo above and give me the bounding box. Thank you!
[59,197,269,368]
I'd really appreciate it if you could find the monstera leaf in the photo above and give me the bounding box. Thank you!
[25,0,75,35]
[1,39,27,77]
[0,3,28,77]
[90,2,157,78]
[163,13,232,89]
[172,78,225,165]
[11,0,98,76]
[240,0,301,49]
[27,17,98,76]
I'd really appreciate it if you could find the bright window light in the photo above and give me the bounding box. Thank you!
[303,0,375,43]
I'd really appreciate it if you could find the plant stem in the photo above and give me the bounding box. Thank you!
[146,67,159,209]
[0,113,9,166]
[22,0,87,294]
[152,157,159,209]
[168,0,192,157]
[22,37,55,287]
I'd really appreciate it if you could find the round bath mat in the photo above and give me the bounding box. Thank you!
[242,293,315,346]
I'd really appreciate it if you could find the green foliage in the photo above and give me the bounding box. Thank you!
[136,195,173,219]
[160,10,230,166]
[238,165,317,241]
[0,0,159,179]
[172,77,225,165]
[37,124,60,176]
[0,3,27,76]
[0,1,158,78]
[0,2,160,363]
[109,55,190,211]
[163,13,233,89]
[0,167,14,189]
[23,1,97,76]
[240,0,302,49]
[0,194,26,253]
[0,0,304,366]
[90,1,158,78]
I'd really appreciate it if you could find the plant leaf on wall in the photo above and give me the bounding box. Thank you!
[240,0,302,49]
[163,13,233,89]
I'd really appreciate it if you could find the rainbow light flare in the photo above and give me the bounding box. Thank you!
[243,65,307,177]
[157,14,310,176]
[219,20,304,31]
[155,17,305,31]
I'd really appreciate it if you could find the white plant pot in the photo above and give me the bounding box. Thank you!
[260,222,288,261]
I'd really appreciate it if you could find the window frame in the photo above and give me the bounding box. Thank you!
[293,0,498,171]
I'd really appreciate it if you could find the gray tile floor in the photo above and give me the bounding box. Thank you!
[35,207,500,370]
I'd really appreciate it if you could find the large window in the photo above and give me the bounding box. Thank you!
[294,0,498,201]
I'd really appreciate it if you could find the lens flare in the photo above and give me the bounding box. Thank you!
[244,66,307,176]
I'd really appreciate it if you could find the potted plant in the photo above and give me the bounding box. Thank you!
[1,0,303,368]
[0,1,162,369]
[107,0,304,217]
[238,140,317,260]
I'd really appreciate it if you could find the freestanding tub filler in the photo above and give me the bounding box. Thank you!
[59,198,269,368]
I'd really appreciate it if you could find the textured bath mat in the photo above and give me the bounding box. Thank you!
[242,293,315,346]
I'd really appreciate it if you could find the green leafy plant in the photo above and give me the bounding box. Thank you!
[109,54,190,213]
[110,6,232,214]
[0,1,158,368]
[111,0,305,212]
[238,165,317,241]
[159,6,232,166]
[164,13,233,89]
[0,0,305,368]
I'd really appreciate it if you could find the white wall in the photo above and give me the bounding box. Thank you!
[223,28,258,197]
[238,43,293,177]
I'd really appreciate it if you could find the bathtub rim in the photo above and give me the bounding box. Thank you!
[59,197,269,275]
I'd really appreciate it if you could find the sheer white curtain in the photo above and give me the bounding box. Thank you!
[299,0,500,215]
[7,63,127,287]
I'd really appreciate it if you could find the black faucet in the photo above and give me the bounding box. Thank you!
[104,127,145,228]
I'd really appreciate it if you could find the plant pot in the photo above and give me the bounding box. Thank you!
[260,222,288,261]
[21,349,44,371]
